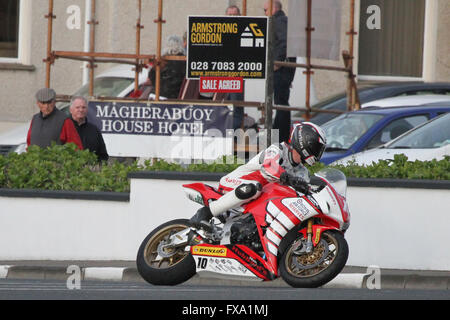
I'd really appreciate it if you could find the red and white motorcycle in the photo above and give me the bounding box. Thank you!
[137,168,350,288]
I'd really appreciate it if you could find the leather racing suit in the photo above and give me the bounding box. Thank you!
[209,142,310,217]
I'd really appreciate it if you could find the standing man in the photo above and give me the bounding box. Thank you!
[264,0,296,143]
[225,5,241,16]
[69,96,109,162]
[226,5,245,129]
[27,88,83,150]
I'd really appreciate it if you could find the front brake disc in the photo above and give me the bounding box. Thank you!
[292,238,329,270]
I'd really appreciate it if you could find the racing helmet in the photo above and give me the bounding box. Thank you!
[289,122,327,165]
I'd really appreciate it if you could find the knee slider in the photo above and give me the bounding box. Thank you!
[235,183,262,200]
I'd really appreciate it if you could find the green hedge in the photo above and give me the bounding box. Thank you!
[325,154,450,180]
[0,144,138,192]
[146,154,450,181]
[0,144,448,192]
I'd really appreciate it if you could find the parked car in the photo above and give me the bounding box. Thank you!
[360,94,450,108]
[57,64,151,112]
[332,113,450,166]
[320,104,450,165]
[0,64,149,156]
[293,82,450,125]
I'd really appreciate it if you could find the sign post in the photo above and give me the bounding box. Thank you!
[264,16,274,147]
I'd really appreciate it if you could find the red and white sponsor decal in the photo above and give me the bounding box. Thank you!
[223,177,244,187]
[200,77,243,93]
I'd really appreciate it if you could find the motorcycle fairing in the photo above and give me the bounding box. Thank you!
[192,254,261,280]
[242,183,324,276]
[183,183,222,206]
[191,244,275,281]
[280,197,321,222]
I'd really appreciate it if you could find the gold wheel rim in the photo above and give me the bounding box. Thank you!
[143,224,189,269]
[285,232,339,278]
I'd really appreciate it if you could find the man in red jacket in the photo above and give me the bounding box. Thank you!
[27,88,83,150]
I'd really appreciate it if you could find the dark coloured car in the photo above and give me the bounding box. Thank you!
[320,104,450,165]
[295,82,450,125]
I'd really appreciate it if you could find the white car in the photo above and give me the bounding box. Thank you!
[333,113,450,166]
[0,64,149,156]
[361,94,450,108]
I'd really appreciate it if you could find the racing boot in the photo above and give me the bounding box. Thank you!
[189,206,213,231]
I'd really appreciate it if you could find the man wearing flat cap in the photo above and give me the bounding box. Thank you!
[26,88,83,150]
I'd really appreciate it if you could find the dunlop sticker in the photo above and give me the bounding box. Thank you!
[192,246,228,257]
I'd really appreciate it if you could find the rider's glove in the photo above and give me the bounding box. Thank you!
[280,172,310,195]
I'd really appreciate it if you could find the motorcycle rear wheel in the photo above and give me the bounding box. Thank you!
[136,219,196,286]
[279,230,348,288]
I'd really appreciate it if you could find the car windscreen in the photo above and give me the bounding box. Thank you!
[73,77,134,97]
[322,113,384,150]
[307,88,380,125]
[55,77,134,114]
[387,113,450,149]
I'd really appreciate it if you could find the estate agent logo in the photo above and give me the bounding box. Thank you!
[240,23,265,48]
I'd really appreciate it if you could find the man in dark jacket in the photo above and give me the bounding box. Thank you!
[226,5,246,130]
[264,0,296,143]
[149,35,186,99]
[27,88,83,150]
[69,96,109,162]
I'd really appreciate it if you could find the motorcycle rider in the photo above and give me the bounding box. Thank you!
[189,122,327,229]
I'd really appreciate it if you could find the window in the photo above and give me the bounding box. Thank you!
[358,0,426,78]
[323,113,384,150]
[56,77,135,114]
[388,114,450,149]
[0,0,20,59]
[365,115,429,149]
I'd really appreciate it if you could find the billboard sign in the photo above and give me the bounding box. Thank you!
[87,101,233,160]
[187,16,268,79]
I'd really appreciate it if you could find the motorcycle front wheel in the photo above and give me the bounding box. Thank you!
[279,230,348,288]
[136,219,196,286]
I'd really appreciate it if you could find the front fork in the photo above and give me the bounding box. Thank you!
[299,220,336,253]
[305,219,314,253]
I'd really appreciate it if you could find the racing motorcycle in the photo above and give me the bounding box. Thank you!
[136,168,350,288]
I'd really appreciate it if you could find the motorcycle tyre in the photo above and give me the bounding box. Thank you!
[279,230,348,288]
[136,219,196,286]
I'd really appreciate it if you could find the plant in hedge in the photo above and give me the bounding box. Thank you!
[187,155,241,173]
[1,143,94,190]
[330,154,449,180]
[0,143,140,192]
